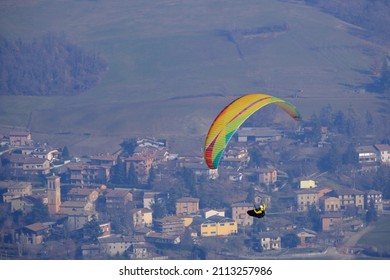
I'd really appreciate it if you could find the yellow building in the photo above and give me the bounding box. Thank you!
[200,215,237,237]
[181,216,194,227]
[132,208,153,228]
[299,179,316,189]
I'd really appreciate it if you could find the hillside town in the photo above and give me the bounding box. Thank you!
[0,126,389,260]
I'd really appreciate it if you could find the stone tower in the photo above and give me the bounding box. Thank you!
[47,175,61,214]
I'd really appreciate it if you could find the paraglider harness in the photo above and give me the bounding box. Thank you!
[247,203,266,219]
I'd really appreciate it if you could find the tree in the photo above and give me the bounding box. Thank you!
[111,156,126,185]
[246,186,256,203]
[308,113,322,142]
[372,166,390,198]
[281,233,301,248]
[62,146,70,160]
[252,218,267,234]
[25,200,50,224]
[191,245,208,260]
[365,200,378,224]
[317,144,342,173]
[307,204,321,232]
[166,187,181,214]
[333,110,346,133]
[0,34,107,96]
[150,200,168,219]
[147,166,156,188]
[120,138,137,156]
[342,143,359,166]
[83,215,102,243]
[127,162,139,186]
[179,167,197,197]
[249,146,265,168]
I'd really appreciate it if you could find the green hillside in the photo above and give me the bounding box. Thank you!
[0,0,388,154]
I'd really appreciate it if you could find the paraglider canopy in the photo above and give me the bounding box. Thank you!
[204,93,301,169]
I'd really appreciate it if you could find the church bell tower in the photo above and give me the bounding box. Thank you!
[47,175,61,214]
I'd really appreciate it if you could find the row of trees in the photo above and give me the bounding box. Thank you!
[0,33,107,96]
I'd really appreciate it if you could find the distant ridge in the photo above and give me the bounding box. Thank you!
[169,93,226,100]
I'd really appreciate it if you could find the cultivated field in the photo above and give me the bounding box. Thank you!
[0,0,388,154]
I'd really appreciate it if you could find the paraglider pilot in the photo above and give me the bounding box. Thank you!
[247,203,266,219]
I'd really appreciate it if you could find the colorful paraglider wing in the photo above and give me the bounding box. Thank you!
[204,93,302,169]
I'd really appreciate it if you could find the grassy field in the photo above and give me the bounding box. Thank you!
[357,215,390,254]
[0,0,388,154]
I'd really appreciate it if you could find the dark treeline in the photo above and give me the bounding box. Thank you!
[305,0,390,39]
[0,33,107,96]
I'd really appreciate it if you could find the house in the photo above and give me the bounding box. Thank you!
[128,242,156,259]
[99,221,111,238]
[374,144,390,165]
[236,127,282,143]
[176,151,219,179]
[254,192,271,209]
[8,154,50,176]
[98,235,139,257]
[105,189,133,214]
[299,179,317,189]
[66,187,99,204]
[2,181,32,203]
[59,201,97,231]
[145,231,181,245]
[31,147,60,162]
[175,197,199,216]
[231,202,253,227]
[257,168,277,185]
[365,190,383,213]
[355,145,378,165]
[81,244,101,259]
[181,216,194,227]
[137,137,166,149]
[202,208,225,219]
[153,216,185,236]
[9,130,32,146]
[177,156,219,180]
[227,171,243,182]
[321,212,343,232]
[221,146,250,168]
[295,228,317,247]
[319,196,341,212]
[68,163,111,186]
[296,188,319,212]
[143,191,159,209]
[257,231,282,250]
[125,154,154,180]
[0,133,9,147]
[90,154,117,166]
[330,188,365,210]
[199,215,237,237]
[296,187,332,211]
[132,208,153,228]
[15,222,51,245]
[10,195,43,213]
